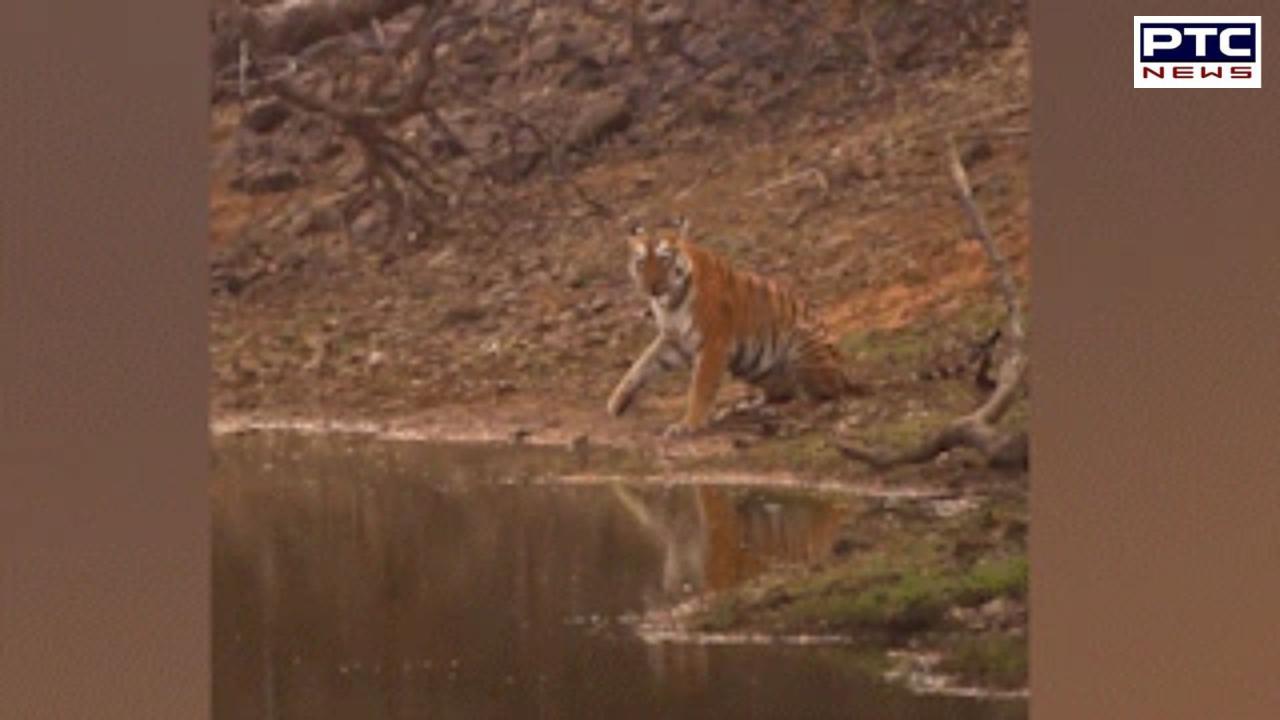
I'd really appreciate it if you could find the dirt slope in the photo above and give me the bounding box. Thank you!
[210,0,1030,467]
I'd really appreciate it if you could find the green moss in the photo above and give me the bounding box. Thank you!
[699,540,1029,640]
[748,434,845,473]
[949,299,1009,337]
[838,326,935,368]
[997,396,1030,436]
[788,569,958,633]
[785,555,1025,635]
[837,299,1009,369]
[958,555,1028,603]
[855,408,947,450]
[937,633,1028,690]
[698,596,747,632]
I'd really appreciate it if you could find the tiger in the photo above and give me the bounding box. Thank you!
[606,220,856,437]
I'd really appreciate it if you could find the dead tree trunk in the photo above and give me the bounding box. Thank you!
[835,135,1029,471]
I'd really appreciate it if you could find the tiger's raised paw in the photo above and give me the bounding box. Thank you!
[606,390,633,417]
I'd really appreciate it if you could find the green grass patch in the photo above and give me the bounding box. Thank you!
[788,568,959,633]
[957,555,1028,603]
[699,545,1028,638]
[937,633,1029,690]
[838,326,936,369]
[837,300,1009,370]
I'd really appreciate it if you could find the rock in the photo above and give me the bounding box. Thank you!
[705,63,743,89]
[308,139,346,164]
[567,91,631,150]
[485,149,545,183]
[443,305,486,325]
[560,62,607,91]
[685,30,727,66]
[961,137,995,167]
[528,7,564,35]
[231,164,302,195]
[646,4,687,27]
[456,121,504,151]
[568,27,613,67]
[241,99,292,134]
[527,35,565,64]
[980,596,1012,621]
[456,38,492,65]
[349,207,386,240]
[688,87,733,123]
[288,205,343,236]
[948,605,986,630]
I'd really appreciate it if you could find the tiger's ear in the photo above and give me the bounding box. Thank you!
[676,216,691,241]
[626,225,647,255]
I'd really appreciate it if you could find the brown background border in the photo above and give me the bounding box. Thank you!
[0,1,210,717]
[1032,1,1280,717]
[3,1,1280,718]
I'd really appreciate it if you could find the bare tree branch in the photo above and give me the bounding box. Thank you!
[214,0,425,70]
[835,134,1029,471]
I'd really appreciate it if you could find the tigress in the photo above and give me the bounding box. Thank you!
[606,221,856,437]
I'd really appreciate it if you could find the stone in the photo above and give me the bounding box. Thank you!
[241,99,292,134]
[527,35,565,64]
[231,164,302,195]
[566,91,631,149]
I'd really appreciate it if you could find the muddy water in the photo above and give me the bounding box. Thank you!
[213,434,1025,720]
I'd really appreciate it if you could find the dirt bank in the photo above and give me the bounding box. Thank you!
[210,0,1030,443]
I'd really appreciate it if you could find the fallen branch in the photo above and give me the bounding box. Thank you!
[835,134,1028,471]
[745,168,830,198]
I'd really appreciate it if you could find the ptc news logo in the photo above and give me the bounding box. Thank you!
[1134,16,1261,89]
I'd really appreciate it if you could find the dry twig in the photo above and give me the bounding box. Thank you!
[834,134,1028,471]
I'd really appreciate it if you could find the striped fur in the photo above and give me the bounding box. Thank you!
[607,224,853,436]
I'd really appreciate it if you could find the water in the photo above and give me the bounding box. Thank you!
[213,433,1026,720]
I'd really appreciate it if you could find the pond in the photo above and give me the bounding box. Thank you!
[212,433,1026,720]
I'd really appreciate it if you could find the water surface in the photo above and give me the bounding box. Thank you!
[213,434,1026,719]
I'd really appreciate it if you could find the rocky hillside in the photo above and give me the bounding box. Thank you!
[209,0,1030,456]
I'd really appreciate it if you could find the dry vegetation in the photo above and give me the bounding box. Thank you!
[209,0,1030,470]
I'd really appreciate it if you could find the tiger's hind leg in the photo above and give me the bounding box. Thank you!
[793,331,851,402]
[756,368,798,404]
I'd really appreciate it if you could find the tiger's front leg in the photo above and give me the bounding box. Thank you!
[665,335,730,438]
[607,336,678,417]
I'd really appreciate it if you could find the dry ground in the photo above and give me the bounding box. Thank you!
[210,6,1030,473]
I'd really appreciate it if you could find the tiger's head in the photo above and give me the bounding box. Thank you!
[627,221,692,308]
